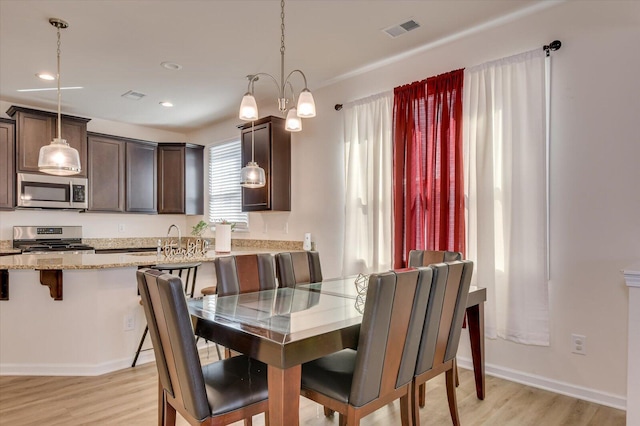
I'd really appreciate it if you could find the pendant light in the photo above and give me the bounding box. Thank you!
[238,0,316,131]
[239,121,266,188]
[38,18,82,176]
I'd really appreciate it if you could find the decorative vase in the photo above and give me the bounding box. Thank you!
[215,224,232,253]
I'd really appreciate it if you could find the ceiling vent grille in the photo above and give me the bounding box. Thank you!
[383,19,420,38]
[121,90,146,100]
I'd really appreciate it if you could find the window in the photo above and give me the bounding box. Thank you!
[208,140,248,229]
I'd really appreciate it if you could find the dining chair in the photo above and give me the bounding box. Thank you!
[214,254,276,297]
[407,250,462,267]
[411,260,473,426]
[408,250,464,389]
[132,262,201,367]
[299,267,433,426]
[274,251,323,287]
[213,254,277,358]
[137,268,269,426]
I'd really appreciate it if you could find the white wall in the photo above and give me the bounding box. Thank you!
[190,0,640,406]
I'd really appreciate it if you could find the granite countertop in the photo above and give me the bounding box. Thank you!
[0,248,282,270]
[0,237,303,269]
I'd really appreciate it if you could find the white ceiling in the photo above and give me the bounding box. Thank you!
[0,0,546,133]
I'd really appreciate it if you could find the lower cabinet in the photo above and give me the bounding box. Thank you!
[87,133,157,213]
[0,119,15,210]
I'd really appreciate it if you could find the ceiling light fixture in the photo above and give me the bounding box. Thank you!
[239,121,266,188]
[159,101,174,107]
[17,86,83,92]
[37,17,81,176]
[238,0,316,132]
[36,73,55,81]
[161,61,183,71]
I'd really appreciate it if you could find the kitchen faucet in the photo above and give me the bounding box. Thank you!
[166,224,181,249]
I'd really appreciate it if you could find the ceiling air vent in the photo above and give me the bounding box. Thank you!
[121,90,146,100]
[383,19,420,38]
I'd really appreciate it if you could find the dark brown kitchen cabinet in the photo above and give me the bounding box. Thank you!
[240,116,291,211]
[126,140,157,213]
[0,119,16,210]
[87,133,158,214]
[158,143,204,215]
[87,133,125,212]
[6,106,90,177]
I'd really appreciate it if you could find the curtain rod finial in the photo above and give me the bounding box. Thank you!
[335,104,343,111]
[543,40,562,56]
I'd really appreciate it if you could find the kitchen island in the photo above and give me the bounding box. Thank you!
[0,248,284,376]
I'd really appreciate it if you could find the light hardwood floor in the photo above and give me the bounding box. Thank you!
[0,350,625,426]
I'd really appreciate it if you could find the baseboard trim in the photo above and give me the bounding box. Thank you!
[0,341,217,376]
[456,356,626,411]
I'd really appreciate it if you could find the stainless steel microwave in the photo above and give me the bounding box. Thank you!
[17,173,88,209]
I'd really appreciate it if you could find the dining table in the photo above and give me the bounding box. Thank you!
[188,277,486,425]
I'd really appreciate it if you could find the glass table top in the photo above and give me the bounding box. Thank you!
[187,280,363,344]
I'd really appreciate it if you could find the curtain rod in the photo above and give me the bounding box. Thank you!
[334,39,562,111]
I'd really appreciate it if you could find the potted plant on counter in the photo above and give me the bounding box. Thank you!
[214,220,235,253]
[191,220,208,237]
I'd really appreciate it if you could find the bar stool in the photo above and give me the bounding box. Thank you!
[131,262,201,367]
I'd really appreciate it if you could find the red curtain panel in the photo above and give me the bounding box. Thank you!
[392,69,465,268]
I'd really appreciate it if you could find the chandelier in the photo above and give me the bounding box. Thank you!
[238,0,316,132]
[38,18,82,176]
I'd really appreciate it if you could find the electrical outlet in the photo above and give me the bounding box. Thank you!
[118,223,125,233]
[124,314,135,331]
[571,334,587,355]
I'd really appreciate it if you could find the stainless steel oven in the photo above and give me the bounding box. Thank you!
[17,172,88,209]
[13,226,95,254]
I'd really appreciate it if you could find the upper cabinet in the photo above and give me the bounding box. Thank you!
[87,133,126,212]
[0,119,16,210]
[126,140,158,213]
[7,106,90,177]
[240,116,291,212]
[158,143,204,215]
[87,133,157,213]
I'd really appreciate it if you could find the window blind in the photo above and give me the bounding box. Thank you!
[208,140,248,229]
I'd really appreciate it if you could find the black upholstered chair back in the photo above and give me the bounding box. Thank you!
[214,253,276,297]
[275,251,323,287]
[137,268,210,421]
[408,250,462,268]
[415,260,473,375]
[349,268,431,407]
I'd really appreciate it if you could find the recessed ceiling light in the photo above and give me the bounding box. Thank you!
[161,61,182,71]
[36,73,56,81]
[17,86,83,92]
[159,101,174,107]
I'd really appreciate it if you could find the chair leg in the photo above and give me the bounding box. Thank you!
[132,325,149,367]
[445,368,461,426]
[324,407,335,417]
[243,416,253,426]
[454,359,460,387]
[419,383,426,408]
[264,412,270,426]
[399,393,412,426]
[215,343,222,360]
[411,381,422,426]
[163,393,177,426]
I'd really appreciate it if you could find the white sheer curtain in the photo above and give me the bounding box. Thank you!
[463,49,550,345]
[343,92,394,276]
